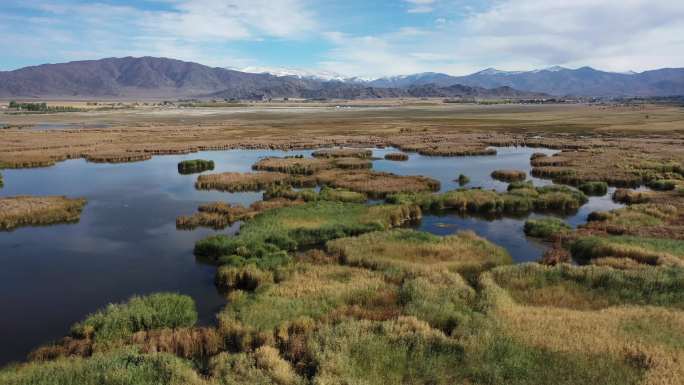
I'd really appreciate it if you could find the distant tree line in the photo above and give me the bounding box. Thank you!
[8,101,82,112]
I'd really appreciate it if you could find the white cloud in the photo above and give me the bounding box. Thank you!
[150,0,317,41]
[319,0,684,77]
[405,0,436,14]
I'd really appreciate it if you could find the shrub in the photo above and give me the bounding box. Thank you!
[578,181,608,195]
[177,159,214,174]
[0,348,206,385]
[523,217,571,240]
[647,179,677,191]
[71,293,198,343]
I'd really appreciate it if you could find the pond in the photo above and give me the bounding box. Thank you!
[0,146,622,365]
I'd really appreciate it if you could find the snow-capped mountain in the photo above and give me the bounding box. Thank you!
[236,66,350,82]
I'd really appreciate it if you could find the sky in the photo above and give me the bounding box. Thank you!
[1,0,683,77]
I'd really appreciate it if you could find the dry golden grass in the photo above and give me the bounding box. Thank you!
[481,269,684,385]
[327,229,511,277]
[1,103,681,170]
[252,157,333,175]
[177,198,304,230]
[384,152,409,161]
[0,196,87,230]
[195,171,291,192]
[315,169,440,198]
[491,169,527,182]
[311,148,372,158]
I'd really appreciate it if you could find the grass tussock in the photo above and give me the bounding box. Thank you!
[491,169,527,182]
[524,217,571,240]
[311,148,372,159]
[70,293,198,344]
[647,179,678,191]
[327,229,511,278]
[384,152,409,161]
[177,198,304,230]
[457,173,470,185]
[209,346,303,385]
[264,186,366,203]
[388,185,587,214]
[613,188,653,204]
[0,195,87,231]
[218,263,392,335]
[315,169,440,198]
[131,327,223,359]
[252,157,332,175]
[195,172,291,192]
[178,159,214,174]
[579,181,609,195]
[0,348,208,385]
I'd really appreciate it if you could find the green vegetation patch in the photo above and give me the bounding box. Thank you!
[327,229,511,278]
[579,181,608,196]
[0,348,206,385]
[490,263,684,309]
[523,217,571,240]
[218,264,391,333]
[570,235,684,266]
[71,293,198,343]
[178,159,214,174]
[265,186,366,203]
[388,185,587,214]
[647,179,678,191]
[194,201,421,268]
[308,317,465,385]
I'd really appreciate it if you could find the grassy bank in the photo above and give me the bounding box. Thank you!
[177,159,214,174]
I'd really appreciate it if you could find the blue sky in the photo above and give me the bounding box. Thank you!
[1,0,683,77]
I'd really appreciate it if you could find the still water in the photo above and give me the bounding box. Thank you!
[0,146,621,365]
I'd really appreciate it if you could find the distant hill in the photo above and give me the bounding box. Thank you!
[368,66,684,97]
[0,57,546,100]
[2,57,680,99]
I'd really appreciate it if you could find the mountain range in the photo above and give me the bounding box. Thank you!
[1,57,682,100]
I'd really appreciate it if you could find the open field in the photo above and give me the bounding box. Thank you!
[1,102,683,385]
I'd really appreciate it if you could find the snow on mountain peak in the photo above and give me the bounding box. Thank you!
[235,66,349,81]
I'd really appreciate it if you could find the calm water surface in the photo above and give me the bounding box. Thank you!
[0,146,621,365]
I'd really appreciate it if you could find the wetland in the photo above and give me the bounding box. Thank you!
[1,102,683,385]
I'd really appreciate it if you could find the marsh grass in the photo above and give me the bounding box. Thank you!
[0,348,208,385]
[195,172,291,192]
[384,152,409,161]
[388,185,587,214]
[647,179,678,191]
[0,196,87,231]
[481,269,682,385]
[311,148,372,158]
[252,157,331,175]
[327,229,511,279]
[218,263,392,335]
[613,188,653,203]
[315,170,440,198]
[579,181,608,195]
[571,235,684,266]
[194,201,421,266]
[209,347,303,385]
[178,159,214,174]
[176,198,304,230]
[524,217,571,240]
[490,263,684,309]
[491,169,527,182]
[70,293,198,344]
